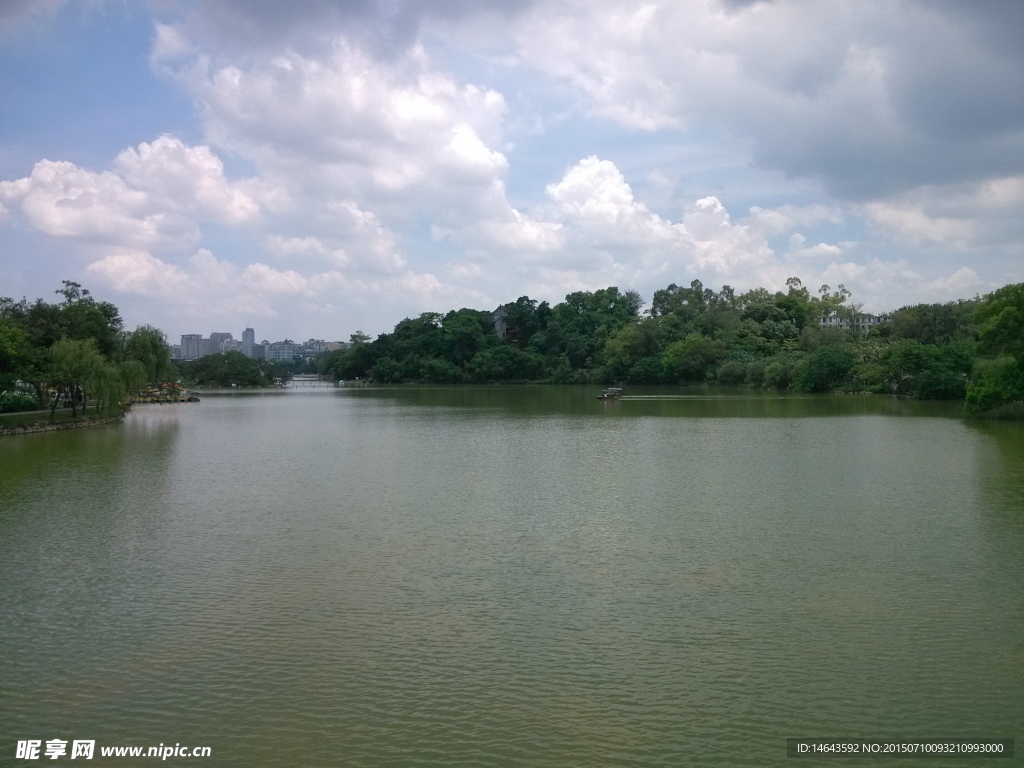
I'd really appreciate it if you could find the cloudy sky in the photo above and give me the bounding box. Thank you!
[1,0,1021,341]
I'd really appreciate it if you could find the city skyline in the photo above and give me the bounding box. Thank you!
[171,327,350,362]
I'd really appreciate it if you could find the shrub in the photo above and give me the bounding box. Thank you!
[0,389,38,413]
[371,357,402,383]
[745,359,766,386]
[965,356,1024,414]
[662,334,727,382]
[796,345,855,392]
[764,357,801,389]
[716,360,748,385]
[627,356,665,384]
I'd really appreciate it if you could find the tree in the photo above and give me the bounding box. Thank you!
[119,359,149,403]
[441,309,496,366]
[49,338,105,418]
[965,283,1024,413]
[120,325,174,383]
[468,345,543,382]
[55,280,123,357]
[795,345,854,392]
[662,334,726,382]
[502,296,550,349]
[974,283,1024,363]
[604,319,662,378]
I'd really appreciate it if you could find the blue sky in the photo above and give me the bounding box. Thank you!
[1,0,1022,342]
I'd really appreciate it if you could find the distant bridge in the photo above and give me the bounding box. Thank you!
[287,375,334,387]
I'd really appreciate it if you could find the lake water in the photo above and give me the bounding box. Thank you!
[2,388,1022,766]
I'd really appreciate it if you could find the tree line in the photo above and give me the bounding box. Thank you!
[0,282,176,416]
[4,278,1020,416]
[317,279,1024,414]
[175,352,290,388]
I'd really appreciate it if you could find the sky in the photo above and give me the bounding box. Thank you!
[0,0,1021,342]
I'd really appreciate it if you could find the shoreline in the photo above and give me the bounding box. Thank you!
[0,413,124,437]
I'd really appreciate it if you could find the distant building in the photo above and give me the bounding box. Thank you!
[169,344,182,360]
[493,305,508,340]
[492,305,521,345]
[180,334,203,361]
[301,339,330,358]
[819,312,891,332]
[178,330,352,362]
[266,340,302,363]
[209,332,233,352]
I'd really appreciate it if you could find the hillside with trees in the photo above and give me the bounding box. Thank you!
[317,279,1024,414]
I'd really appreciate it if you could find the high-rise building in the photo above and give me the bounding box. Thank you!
[266,340,302,363]
[209,332,233,352]
[243,327,255,357]
[180,334,203,360]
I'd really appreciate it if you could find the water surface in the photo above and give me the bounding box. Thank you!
[2,388,1022,766]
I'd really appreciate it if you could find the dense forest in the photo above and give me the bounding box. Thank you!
[0,281,174,416]
[318,279,1024,414]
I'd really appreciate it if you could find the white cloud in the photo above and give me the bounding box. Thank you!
[113,135,268,224]
[83,246,482,338]
[504,0,1024,199]
[748,204,843,236]
[859,173,1024,250]
[84,250,188,296]
[0,136,268,249]
[169,39,510,212]
[0,159,197,248]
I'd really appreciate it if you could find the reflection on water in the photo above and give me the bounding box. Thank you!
[1,389,1021,767]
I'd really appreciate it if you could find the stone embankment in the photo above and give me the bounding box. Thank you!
[0,415,123,437]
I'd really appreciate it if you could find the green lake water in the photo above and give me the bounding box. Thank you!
[1,387,1022,766]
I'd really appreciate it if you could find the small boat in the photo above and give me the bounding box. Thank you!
[596,387,623,400]
[187,393,201,403]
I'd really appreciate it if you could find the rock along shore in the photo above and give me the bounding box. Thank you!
[0,414,124,437]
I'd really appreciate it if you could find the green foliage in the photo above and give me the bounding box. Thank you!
[627,356,665,384]
[468,345,544,382]
[965,356,1024,414]
[49,338,108,416]
[302,278,1019,406]
[604,319,661,378]
[745,359,766,386]
[370,357,402,383]
[662,334,726,382]
[178,351,288,387]
[974,283,1024,360]
[891,300,976,345]
[880,339,973,399]
[0,389,38,414]
[120,325,174,383]
[716,360,748,385]
[502,296,551,349]
[764,356,802,390]
[795,345,854,392]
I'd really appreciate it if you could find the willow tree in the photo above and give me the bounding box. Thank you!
[119,359,148,404]
[87,361,126,413]
[120,325,173,383]
[49,338,104,418]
